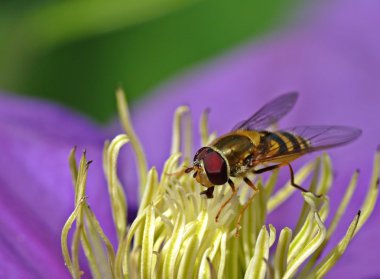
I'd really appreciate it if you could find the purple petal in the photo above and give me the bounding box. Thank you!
[131,0,380,277]
[326,222,380,279]
[0,94,139,277]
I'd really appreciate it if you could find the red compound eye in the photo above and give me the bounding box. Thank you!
[193,147,208,162]
[203,150,228,185]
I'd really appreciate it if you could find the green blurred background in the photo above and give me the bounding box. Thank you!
[0,0,299,122]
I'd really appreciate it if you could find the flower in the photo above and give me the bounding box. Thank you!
[2,0,380,278]
[128,0,380,277]
[62,91,379,278]
[0,93,147,277]
[0,94,120,278]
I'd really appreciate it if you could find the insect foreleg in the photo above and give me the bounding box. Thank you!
[235,177,259,237]
[215,179,237,223]
[200,186,215,199]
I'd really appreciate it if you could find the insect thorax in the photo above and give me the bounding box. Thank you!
[211,132,257,177]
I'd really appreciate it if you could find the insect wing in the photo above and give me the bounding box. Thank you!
[232,92,298,131]
[287,125,362,150]
[257,125,362,163]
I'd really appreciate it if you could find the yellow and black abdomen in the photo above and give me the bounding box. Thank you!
[259,131,310,159]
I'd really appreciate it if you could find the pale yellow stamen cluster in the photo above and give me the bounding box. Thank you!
[62,90,379,279]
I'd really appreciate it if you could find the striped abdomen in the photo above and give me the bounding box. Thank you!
[259,131,310,158]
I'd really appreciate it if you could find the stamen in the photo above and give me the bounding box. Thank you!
[62,90,379,279]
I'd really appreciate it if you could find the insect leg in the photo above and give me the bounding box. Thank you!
[287,163,308,192]
[235,177,259,237]
[253,164,282,174]
[254,164,321,197]
[287,163,322,198]
[200,186,215,199]
[215,179,237,223]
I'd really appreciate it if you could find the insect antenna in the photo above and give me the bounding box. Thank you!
[185,167,194,173]
[165,166,193,177]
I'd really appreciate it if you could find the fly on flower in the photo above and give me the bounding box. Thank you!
[185,92,362,233]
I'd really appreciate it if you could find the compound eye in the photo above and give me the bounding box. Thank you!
[203,150,228,185]
[193,147,208,162]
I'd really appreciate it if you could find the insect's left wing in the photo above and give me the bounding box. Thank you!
[256,125,362,164]
[232,92,298,131]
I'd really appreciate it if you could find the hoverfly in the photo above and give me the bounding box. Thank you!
[185,92,361,234]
